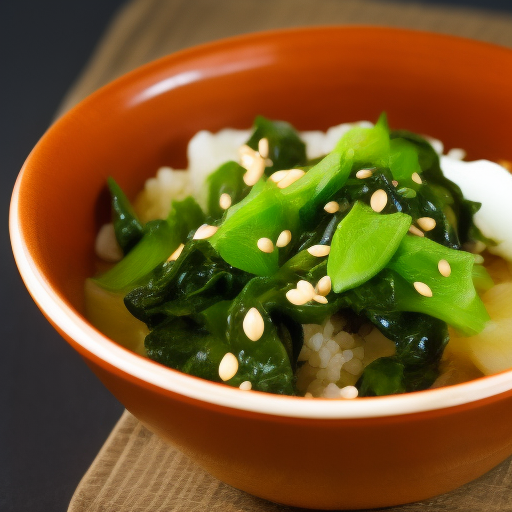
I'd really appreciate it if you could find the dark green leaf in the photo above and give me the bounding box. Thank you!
[107,177,144,254]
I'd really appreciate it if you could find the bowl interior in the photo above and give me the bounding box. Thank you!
[12,26,512,415]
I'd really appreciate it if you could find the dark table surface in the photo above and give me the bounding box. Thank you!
[2,1,512,511]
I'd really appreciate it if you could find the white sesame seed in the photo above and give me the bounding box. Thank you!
[316,276,332,296]
[239,381,252,391]
[286,289,310,306]
[277,169,305,189]
[408,225,425,237]
[297,279,315,297]
[258,138,269,158]
[276,230,292,247]
[324,201,340,213]
[339,385,359,399]
[243,307,265,341]
[297,280,316,299]
[414,281,433,297]
[438,259,451,277]
[269,170,289,183]
[219,193,232,210]
[313,295,328,304]
[370,189,387,212]
[219,353,238,381]
[193,224,219,239]
[239,144,253,156]
[411,172,423,185]
[307,245,330,257]
[243,156,265,186]
[304,392,313,398]
[392,180,399,187]
[167,243,184,262]
[257,237,274,253]
[240,153,255,168]
[417,217,436,231]
[474,254,484,264]
[356,169,373,179]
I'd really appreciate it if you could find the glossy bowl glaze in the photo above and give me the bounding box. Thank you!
[10,27,512,510]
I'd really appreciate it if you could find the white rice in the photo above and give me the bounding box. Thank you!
[296,316,395,398]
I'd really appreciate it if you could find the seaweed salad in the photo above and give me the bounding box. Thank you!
[88,114,497,398]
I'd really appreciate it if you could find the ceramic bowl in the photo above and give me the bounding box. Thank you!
[10,27,512,510]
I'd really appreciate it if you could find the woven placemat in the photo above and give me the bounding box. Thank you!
[65,0,512,510]
[68,410,512,512]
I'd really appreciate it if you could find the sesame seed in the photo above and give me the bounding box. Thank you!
[219,353,238,381]
[339,385,359,399]
[438,259,451,277]
[392,180,399,187]
[258,138,269,158]
[286,289,310,306]
[219,193,232,210]
[239,144,253,156]
[316,276,332,296]
[370,189,387,212]
[257,237,274,253]
[297,280,316,299]
[269,170,289,183]
[243,156,265,186]
[277,169,305,189]
[276,230,292,247]
[240,153,255,168]
[474,254,484,264]
[193,224,218,239]
[307,245,331,257]
[304,392,313,398]
[356,169,373,179]
[417,217,436,231]
[239,381,252,391]
[243,307,265,341]
[167,243,184,262]
[411,172,423,184]
[408,225,425,237]
[414,281,433,297]
[324,201,340,213]
[313,295,328,304]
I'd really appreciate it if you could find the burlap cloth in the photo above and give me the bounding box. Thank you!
[65,0,512,510]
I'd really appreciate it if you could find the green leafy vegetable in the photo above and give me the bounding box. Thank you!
[107,177,144,254]
[328,202,411,293]
[166,196,205,242]
[94,220,176,292]
[205,161,248,220]
[386,236,489,335]
[245,116,307,174]
[92,114,494,398]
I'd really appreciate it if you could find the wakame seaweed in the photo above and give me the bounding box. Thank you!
[96,115,491,397]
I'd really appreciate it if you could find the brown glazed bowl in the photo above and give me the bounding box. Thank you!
[10,27,512,510]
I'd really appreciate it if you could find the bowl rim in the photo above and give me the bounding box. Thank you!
[10,25,512,419]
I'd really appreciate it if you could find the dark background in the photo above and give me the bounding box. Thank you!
[2,1,512,511]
